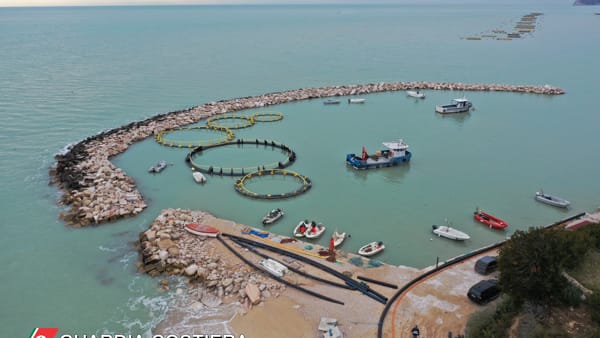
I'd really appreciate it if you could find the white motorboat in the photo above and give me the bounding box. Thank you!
[332,231,347,247]
[192,171,206,183]
[535,190,570,208]
[262,208,284,225]
[406,90,425,99]
[148,160,167,173]
[293,220,311,237]
[258,258,288,277]
[432,224,470,241]
[435,97,472,114]
[358,241,384,257]
[348,98,366,104]
[305,222,326,239]
[324,99,341,105]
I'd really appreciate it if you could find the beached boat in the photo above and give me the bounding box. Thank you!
[473,208,509,229]
[324,99,341,105]
[346,139,412,170]
[435,97,472,114]
[358,241,385,257]
[192,171,206,183]
[348,98,366,104]
[432,224,471,241]
[535,190,570,208]
[258,258,288,277]
[293,220,311,237]
[148,160,167,173]
[262,208,284,225]
[332,231,347,247]
[305,221,326,239]
[184,223,220,237]
[406,90,425,99]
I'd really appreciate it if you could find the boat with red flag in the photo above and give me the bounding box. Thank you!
[473,208,509,229]
[185,223,220,237]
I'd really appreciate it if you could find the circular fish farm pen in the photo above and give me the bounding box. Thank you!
[155,126,234,148]
[185,139,297,176]
[206,113,255,130]
[252,111,284,123]
[234,169,312,199]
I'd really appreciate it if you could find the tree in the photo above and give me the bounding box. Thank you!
[498,227,570,309]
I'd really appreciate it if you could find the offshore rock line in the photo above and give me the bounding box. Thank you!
[50,81,564,227]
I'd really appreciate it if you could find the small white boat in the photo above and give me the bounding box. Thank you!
[258,258,288,277]
[406,90,425,99]
[324,99,341,105]
[332,231,347,247]
[358,241,384,257]
[432,224,470,241]
[293,220,311,237]
[305,222,326,239]
[148,160,167,173]
[348,98,366,104]
[262,208,284,225]
[435,97,472,114]
[535,190,570,208]
[192,171,206,183]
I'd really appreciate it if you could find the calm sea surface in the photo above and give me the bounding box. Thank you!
[1,3,599,336]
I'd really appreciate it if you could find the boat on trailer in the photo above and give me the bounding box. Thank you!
[406,90,425,99]
[346,139,412,170]
[185,223,220,237]
[358,241,385,257]
[435,97,472,114]
[432,224,470,241]
[473,208,509,229]
[535,190,570,208]
[262,208,284,225]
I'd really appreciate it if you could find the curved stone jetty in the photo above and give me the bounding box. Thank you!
[50,81,564,226]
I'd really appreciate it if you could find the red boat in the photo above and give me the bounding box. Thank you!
[473,209,509,230]
[185,223,220,237]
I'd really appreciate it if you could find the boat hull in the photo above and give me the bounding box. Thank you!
[535,192,570,208]
[185,223,219,237]
[432,225,470,241]
[346,151,411,170]
[358,241,385,257]
[473,211,509,230]
[406,90,425,99]
[262,209,284,225]
[332,231,346,247]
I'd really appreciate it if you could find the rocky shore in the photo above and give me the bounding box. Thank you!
[50,81,565,226]
[138,208,286,308]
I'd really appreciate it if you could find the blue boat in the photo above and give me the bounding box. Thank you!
[346,139,412,170]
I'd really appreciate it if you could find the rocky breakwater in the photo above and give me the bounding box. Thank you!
[138,208,285,308]
[51,81,564,226]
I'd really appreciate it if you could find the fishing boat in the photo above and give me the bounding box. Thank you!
[346,139,412,170]
[293,220,311,238]
[184,223,220,237]
[358,241,385,257]
[148,160,167,173]
[473,208,509,229]
[406,90,425,99]
[305,221,326,239]
[324,99,341,105]
[262,208,284,225]
[258,258,288,277]
[192,171,206,183]
[535,190,570,208]
[332,231,347,247]
[348,98,366,104]
[435,97,472,114]
[432,224,471,241]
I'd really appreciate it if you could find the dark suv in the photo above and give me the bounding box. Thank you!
[474,256,498,275]
[468,279,500,305]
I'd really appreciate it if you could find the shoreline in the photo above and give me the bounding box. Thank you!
[49,81,564,227]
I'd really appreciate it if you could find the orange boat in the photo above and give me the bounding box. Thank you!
[473,208,509,230]
[185,223,220,237]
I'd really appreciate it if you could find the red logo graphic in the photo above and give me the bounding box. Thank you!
[30,328,59,338]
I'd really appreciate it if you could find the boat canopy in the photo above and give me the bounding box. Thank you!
[453,98,469,103]
[382,139,409,151]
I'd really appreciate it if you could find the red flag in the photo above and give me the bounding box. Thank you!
[30,328,59,338]
[362,146,367,160]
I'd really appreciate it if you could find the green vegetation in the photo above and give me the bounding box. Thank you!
[465,296,521,338]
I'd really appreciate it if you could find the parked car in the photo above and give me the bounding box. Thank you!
[468,279,500,305]
[474,256,498,275]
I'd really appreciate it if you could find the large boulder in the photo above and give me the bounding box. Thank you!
[245,283,261,305]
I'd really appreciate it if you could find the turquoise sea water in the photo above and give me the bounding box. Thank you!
[1,3,599,337]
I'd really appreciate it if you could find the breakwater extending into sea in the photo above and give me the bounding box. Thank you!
[51,81,564,227]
